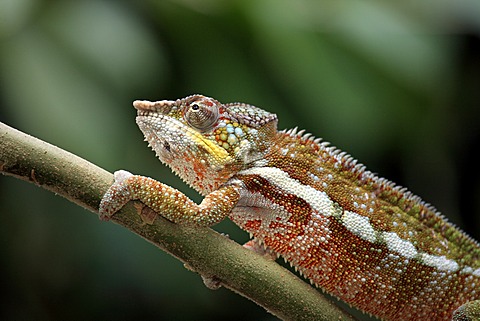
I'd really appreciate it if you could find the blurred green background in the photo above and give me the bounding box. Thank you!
[1,1,480,320]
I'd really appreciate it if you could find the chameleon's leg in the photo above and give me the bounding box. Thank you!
[99,170,240,226]
[200,274,223,290]
[453,300,480,321]
[243,239,277,260]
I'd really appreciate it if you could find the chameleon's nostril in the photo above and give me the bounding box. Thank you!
[164,141,171,152]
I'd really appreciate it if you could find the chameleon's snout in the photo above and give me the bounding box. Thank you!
[133,100,174,114]
[133,100,154,110]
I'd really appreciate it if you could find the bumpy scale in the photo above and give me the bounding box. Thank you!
[99,95,480,321]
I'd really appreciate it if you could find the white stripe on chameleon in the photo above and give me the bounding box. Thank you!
[238,167,341,217]
[418,253,459,272]
[461,266,474,274]
[381,231,418,259]
[342,211,377,243]
[237,166,475,275]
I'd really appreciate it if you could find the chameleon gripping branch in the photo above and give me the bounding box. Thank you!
[98,95,480,321]
[0,121,354,321]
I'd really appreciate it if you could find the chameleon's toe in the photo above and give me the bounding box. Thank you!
[201,274,222,290]
[113,170,133,183]
[98,170,134,221]
[243,239,277,260]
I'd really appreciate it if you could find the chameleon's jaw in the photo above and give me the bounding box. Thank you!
[135,113,178,165]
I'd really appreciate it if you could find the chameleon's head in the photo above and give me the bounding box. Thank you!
[133,95,277,195]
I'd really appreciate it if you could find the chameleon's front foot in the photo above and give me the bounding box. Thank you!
[99,170,241,226]
[99,170,135,221]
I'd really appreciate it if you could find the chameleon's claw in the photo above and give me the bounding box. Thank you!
[113,170,134,183]
[243,239,277,261]
[98,170,135,221]
[184,263,223,290]
[201,274,222,290]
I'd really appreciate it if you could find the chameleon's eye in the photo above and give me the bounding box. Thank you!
[185,101,219,132]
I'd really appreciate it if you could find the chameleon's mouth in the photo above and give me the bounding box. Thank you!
[133,99,181,162]
[135,114,181,163]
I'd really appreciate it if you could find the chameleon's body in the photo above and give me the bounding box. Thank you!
[99,95,480,321]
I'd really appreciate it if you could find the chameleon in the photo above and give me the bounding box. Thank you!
[99,94,480,321]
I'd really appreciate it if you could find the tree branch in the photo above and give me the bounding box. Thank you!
[0,121,356,321]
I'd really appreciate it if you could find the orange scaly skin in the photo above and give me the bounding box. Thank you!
[99,95,480,321]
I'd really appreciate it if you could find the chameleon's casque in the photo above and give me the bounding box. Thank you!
[100,95,480,321]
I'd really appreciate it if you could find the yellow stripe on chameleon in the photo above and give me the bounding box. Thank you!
[187,129,232,166]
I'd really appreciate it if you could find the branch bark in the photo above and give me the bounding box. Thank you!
[0,121,356,321]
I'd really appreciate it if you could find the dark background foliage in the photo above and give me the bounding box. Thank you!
[1,1,479,320]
